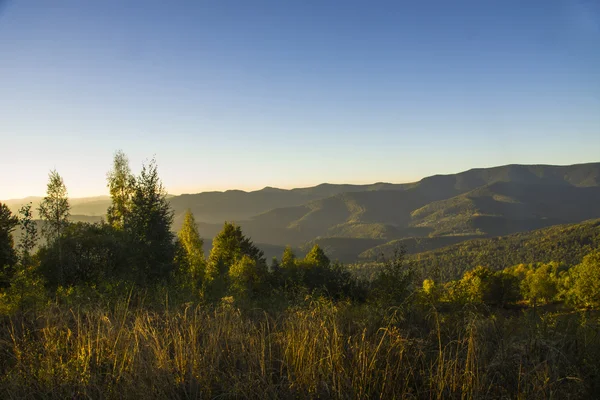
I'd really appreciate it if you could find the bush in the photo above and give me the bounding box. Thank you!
[569,251,600,308]
[37,222,129,288]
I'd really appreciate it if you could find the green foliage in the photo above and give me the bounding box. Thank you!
[413,219,600,280]
[0,203,45,313]
[304,244,330,268]
[569,251,600,308]
[0,202,19,288]
[453,266,520,306]
[503,263,563,306]
[268,244,363,301]
[281,245,296,269]
[228,255,268,300]
[175,210,205,289]
[0,263,46,314]
[369,248,415,307]
[205,222,266,299]
[17,203,38,267]
[38,169,71,243]
[418,278,444,306]
[37,170,70,285]
[123,158,175,284]
[37,222,129,288]
[296,245,350,297]
[522,264,559,306]
[277,245,303,290]
[206,223,265,280]
[106,150,135,230]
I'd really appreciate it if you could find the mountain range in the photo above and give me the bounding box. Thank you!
[4,162,600,262]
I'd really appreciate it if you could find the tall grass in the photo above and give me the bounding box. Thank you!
[0,298,598,399]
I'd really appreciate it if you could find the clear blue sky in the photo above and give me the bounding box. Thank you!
[1,0,599,199]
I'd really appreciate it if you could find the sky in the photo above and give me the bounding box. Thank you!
[0,0,599,199]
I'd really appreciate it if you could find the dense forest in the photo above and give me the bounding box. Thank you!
[1,152,600,399]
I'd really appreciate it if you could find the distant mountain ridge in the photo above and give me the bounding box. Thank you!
[3,162,600,263]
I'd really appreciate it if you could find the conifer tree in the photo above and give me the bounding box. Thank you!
[124,158,175,283]
[205,222,266,298]
[304,244,330,268]
[281,246,296,269]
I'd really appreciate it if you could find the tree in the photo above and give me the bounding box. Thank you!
[0,203,19,288]
[17,203,38,267]
[300,244,332,289]
[515,263,559,307]
[277,245,302,288]
[304,244,330,269]
[370,247,414,307]
[124,158,175,283]
[205,222,265,299]
[282,244,355,299]
[228,255,267,300]
[106,150,135,230]
[281,246,297,269]
[176,209,205,288]
[270,257,280,271]
[569,251,600,308]
[421,278,441,304]
[38,222,128,287]
[38,170,70,284]
[456,266,511,306]
[207,223,265,280]
[268,256,283,287]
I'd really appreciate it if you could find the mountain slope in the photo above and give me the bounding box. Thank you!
[406,218,600,280]
[170,182,408,224]
[409,182,600,236]
[226,164,600,249]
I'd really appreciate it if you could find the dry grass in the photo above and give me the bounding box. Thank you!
[0,298,596,399]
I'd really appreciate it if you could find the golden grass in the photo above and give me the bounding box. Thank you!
[0,299,595,399]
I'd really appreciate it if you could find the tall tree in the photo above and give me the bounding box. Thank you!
[176,209,205,288]
[107,150,135,230]
[18,203,38,267]
[124,158,175,283]
[38,170,70,284]
[206,223,265,281]
[0,202,19,287]
[281,246,297,269]
[304,244,330,269]
[205,222,265,299]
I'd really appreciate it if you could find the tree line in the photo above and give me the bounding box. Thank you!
[1,151,412,311]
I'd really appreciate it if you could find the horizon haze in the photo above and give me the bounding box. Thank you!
[1,160,599,201]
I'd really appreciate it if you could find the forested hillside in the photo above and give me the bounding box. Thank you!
[407,219,600,280]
